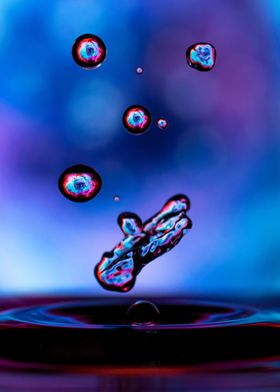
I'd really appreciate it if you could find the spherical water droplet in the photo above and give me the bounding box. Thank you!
[156,118,168,129]
[136,66,143,75]
[72,34,106,69]
[114,195,120,202]
[123,105,151,135]
[126,301,160,326]
[186,43,216,72]
[58,164,102,202]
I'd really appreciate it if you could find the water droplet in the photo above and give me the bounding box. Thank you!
[156,117,168,129]
[136,66,143,75]
[186,43,216,72]
[94,194,192,292]
[72,34,106,69]
[114,195,120,202]
[58,164,102,202]
[118,212,143,236]
[122,105,151,135]
[126,301,160,326]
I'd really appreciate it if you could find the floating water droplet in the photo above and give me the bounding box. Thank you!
[126,301,160,326]
[186,43,216,72]
[114,195,120,202]
[58,164,102,202]
[156,117,168,129]
[72,34,106,69]
[136,66,143,75]
[123,105,151,135]
[94,194,192,292]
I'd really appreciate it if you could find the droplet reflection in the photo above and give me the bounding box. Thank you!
[126,300,160,326]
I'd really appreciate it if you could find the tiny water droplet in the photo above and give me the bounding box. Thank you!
[126,301,160,326]
[156,118,168,129]
[136,66,144,75]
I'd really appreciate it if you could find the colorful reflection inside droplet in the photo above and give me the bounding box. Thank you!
[72,34,106,69]
[58,165,102,202]
[94,194,192,292]
[123,105,151,135]
[186,43,216,71]
[157,118,168,129]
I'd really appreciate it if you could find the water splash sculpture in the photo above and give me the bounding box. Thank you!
[94,194,192,292]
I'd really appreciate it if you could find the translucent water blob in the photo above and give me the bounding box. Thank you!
[94,194,192,292]
[126,301,160,326]
[186,43,216,72]
[156,117,168,129]
[58,164,102,202]
[122,105,151,135]
[136,66,143,75]
[72,34,106,69]
[113,195,120,202]
[117,212,143,236]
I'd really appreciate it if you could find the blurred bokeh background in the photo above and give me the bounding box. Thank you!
[0,0,279,297]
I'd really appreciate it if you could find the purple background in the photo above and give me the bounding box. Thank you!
[0,0,279,296]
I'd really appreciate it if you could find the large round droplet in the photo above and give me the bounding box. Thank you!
[186,43,216,72]
[123,105,151,135]
[126,301,160,326]
[72,34,106,69]
[58,164,102,202]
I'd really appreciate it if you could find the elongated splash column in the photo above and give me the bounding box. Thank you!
[94,194,192,292]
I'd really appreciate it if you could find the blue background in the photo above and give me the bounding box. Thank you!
[0,0,279,296]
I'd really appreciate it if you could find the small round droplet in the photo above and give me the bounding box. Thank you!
[136,66,143,75]
[123,105,151,135]
[58,164,102,202]
[72,34,106,69]
[126,301,160,326]
[186,43,216,72]
[156,118,168,129]
[114,195,120,202]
